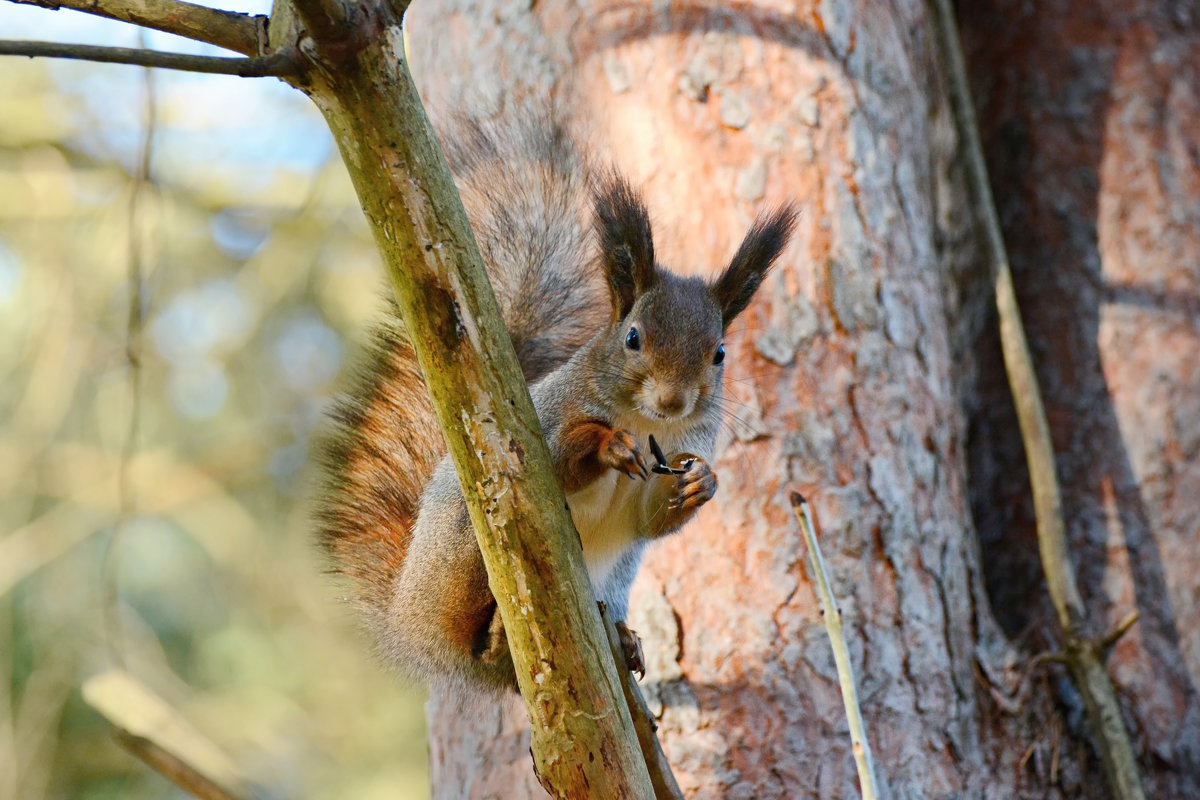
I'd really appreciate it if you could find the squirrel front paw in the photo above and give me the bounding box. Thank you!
[598,428,649,480]
[668,455,717,513]
[648,454,718,536]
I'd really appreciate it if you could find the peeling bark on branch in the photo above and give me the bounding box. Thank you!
[282,2,655,796]
[8,0,1195,792]
[2,0,667,791]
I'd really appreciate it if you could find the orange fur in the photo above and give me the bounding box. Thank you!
[316,119,605,654]
[557,418,636,492]
[316,324,445,623]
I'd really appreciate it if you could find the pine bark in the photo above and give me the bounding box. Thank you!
[961,1,1200,795]
[412,0,1200,796]
[413,1,1012,796]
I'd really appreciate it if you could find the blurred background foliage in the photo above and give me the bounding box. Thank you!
[0,5,431,798]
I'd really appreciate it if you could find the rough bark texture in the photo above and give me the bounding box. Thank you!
[409,0,1168,796]
[961,1,1200,795]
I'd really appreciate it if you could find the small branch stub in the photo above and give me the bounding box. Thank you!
[790,491,881,800]
[1099,610,1139,653]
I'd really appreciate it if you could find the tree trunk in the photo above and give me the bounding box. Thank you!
[961,1,1200,795]
[407,0,1131,796]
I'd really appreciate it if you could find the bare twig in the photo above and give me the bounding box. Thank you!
[101,44,154,669]
[599,604,685,800]
[81,670,255,800]
[928,2,1146,798]
[1099,610,1139,653]
[1023,610,1140,685]
[790,492,880,800]
[0,40,296,76]
[5,0,266,56]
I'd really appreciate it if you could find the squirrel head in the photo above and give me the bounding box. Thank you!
[590,172,797,430]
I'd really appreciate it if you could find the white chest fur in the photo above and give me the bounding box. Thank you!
[566,469,645,586]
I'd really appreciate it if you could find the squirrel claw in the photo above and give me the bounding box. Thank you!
[600,428,648,480]
[668,457,717,514]
[615,621,645,680]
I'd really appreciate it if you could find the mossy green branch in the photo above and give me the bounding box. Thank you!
[0,0,658,792]
[281,0,654,795]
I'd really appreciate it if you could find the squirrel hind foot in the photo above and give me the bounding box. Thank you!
[469,602,520,693]
[471,601,507,663]
[614,621,645,680]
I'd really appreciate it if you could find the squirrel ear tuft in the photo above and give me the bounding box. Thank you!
[593,170,656,320]
[712,204,798,327]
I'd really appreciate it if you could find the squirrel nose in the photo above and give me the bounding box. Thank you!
[653,386,694,417]
[658,393,685,415]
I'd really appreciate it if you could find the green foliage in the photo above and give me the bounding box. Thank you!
[0,57,429,799]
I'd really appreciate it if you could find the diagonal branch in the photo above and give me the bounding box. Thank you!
[928,1,1146,798]
[5,0,267,56]
[0,40,297,76]
[294,1,655,795]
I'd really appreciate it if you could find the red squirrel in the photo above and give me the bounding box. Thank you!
[318,118,796,693]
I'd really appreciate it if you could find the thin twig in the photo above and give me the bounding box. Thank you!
[102,41,155,670]
[599,604,685,800]
[5,0,267,56]
[790,492,880,800]
[82,670,254,800]
[1099,610,1139,653]
[927,2,1146,798]
[0,40,296,77]
[1024,609,1140,680]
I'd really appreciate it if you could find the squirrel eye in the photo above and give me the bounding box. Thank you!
[713,343,725,365]
[625,326,641,351]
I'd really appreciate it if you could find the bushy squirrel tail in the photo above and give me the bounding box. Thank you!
[316,117,605,634]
